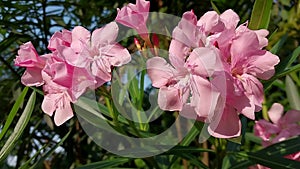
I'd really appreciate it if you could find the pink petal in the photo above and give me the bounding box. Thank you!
[48,29,72,51]
[230,31,260,67]
[146,57,174,88]
[54,95,74,126]
[254,120,280,141]
[185,47,220,77]
[41,93,62,116]
[190,75,220,118]
[15,42,42,68]
[268,103,284,124]
[50,62,74,89]
[281,109,300,125]
[247,51,280,80]
[254,29,269,48]
[115,0,149,36]
[158,86,184,111]
[92,22,119,47]
[169,40,190,62]
[220,9,240,30]
[136,0,150,15]
[71,67,96,98]
[91,58,111,82]
[21,68,44,86]
[71,26,91,52]
[197,11,224,34]
[208,106,241,138]
[240,74,264,115]
[101,44,131,66]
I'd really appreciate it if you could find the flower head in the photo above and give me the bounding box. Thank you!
[14,42,48,86]
[115,0,150,39]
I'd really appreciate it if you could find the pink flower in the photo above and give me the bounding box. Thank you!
[252,103,300,168]
[115,0,150,39]
[41,56,95,126]
[48,29,72,51]
[14,42,48,86]
[147,47,222,126]
[169,11,206,62]
[57,22,131,88]
[255,103,300,147]
[199,10,279,137]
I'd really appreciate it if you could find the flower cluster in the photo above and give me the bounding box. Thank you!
[252,103,300,168]
[15,0,280,139]
[146,9,279,138]
[15,22,131,126]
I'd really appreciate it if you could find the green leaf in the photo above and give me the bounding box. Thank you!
[270,34,288,55]
[210,0,221,14]
[285,75,300,110]
[0,91,36,162]
[165,145,215,155]
[249,0,273,29]
[76,158,130,169]
[0,87,28,141]
[230,136,300,168]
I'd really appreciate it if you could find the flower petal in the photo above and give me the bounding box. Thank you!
[21,68,44,86]
[190,75,220,118]
[54,96,74,126]
[146,57,174,88]
[247,51,280,80]
[158,86,184,111]
[92,22,119,47]
[71,26,91,52]
[268,103,284,124]
[208,106,241,138]
[101,44,131,66]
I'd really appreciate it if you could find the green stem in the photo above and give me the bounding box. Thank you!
[137,70,146,130]
[105,97,123,133]
[262,95,269,121]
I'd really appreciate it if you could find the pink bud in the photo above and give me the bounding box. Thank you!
[152,33,159,47]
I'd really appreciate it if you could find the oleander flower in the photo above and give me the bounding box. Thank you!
[41,56,95,126]
[169,11,206,62]
[255,103,300,147]
[14,42,49,86]
[57,22,131,88]
[147,47,221,124]
[250,103,300,168]
[115,0,150,39]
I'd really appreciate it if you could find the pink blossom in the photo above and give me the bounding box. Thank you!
[14,42,48,86]
[255,103,300,147]
[48,29,72,51]
[147,47,222,128]
[58,22,131,88]
[115,0,150,39]
[41,56,95,126]
[198,10,279,137]
[252,103,300,168]
[169,11,206,61]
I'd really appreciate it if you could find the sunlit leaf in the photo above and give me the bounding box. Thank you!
[0,91,36,162]
[285,75,300,110]
[76,158,130,169]
[249,0,273,29]
[0,87,28,141]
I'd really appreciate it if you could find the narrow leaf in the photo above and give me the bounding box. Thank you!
[76,158,130,169]
[285,75,300,110]
[0,87,28,140]
[249,0,273,29]
[0,91,36,162]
